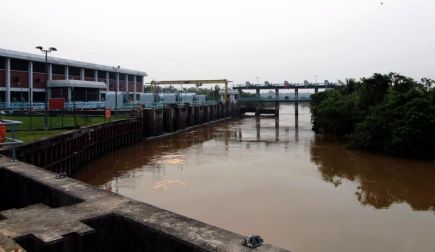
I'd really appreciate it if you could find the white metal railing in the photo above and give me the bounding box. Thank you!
[0,120,23,161]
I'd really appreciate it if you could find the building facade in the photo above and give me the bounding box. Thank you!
[0,48,146,108]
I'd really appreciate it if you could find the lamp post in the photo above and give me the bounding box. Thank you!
[113,66,120,111]
[36,46,57,130]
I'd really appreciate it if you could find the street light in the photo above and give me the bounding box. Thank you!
[36,46,57,130]
[113,66,120,111]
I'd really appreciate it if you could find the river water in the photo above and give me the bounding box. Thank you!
[74,104,435,252]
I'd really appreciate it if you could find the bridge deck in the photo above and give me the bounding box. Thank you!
[233,84,336,90]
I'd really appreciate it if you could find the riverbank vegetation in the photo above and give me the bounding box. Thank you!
[310,73,435,159]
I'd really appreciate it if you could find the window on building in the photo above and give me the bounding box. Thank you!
[33,92,45,102]
[137,76,143,82]
[128,75,134,81]
[69,66,80,77]
[98,71,106,79]
[52,64,65,75]
[119,73,126,80]
[33,62,46,73]
[0,57,5,69]
[84,69,94,78]
[10,59,28,71]
[109,72,116,80]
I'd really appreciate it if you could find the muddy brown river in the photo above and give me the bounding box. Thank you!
[74,104,435,252]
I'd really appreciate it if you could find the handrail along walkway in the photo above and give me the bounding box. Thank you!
[0,119,23,161]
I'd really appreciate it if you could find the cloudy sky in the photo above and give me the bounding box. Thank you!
[1,0,434,84]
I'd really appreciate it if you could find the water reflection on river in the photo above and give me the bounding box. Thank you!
[74,104,435,252]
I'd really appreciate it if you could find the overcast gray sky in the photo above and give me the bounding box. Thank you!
[1,0,434,84]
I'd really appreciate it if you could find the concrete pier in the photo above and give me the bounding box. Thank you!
[163,107,175,132]
[143,109,164,137]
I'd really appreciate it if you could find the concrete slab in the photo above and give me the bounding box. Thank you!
[0,156,289,252]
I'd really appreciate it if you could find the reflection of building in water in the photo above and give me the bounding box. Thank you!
[311,135,435,211]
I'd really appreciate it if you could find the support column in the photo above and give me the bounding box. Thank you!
[67,87,72,102]
[5,58,10,108]
[65,66,69,80]
[80,68,84,80]
[275,117,279,141]
[133,76,137,101]
[105,72,110,92]
[47,64,52,99]
[315,87,318,94]
[255,88,260,116]
[274,88,279,117]
[94,70,100,101]
[116,73,119,92]
[125,74,129,92]
[28,61,33,105]
[295,88,299,119]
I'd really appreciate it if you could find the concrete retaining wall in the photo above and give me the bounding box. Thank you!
[15,119,143,176]
[0,158,287,252]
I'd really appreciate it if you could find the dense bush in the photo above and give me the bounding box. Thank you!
[310,73,435,159]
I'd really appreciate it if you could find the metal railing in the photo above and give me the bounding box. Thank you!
[0,100,225,112]
[0,120,23,161]
[238,96,311,102]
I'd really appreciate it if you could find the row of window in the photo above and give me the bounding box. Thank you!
[0,57,143,82]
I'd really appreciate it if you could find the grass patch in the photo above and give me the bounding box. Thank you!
[1,114,127,143]
[16,130,70,143]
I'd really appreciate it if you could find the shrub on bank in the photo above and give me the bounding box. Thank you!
[310,73,435,159]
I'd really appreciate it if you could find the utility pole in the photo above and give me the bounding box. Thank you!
[36,46,57,130]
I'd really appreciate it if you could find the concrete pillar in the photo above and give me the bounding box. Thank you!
[65,66,69,80]
[275,118,279,141]
[28,61,33,104]
[295,116,299,142]
[256,117,260,140]
[105,72,110,92]
[47,64,52,99]
[67,87,72,102]
[255,105,260,116]
[125,74,129,93]
[315,87,318,94]
[95,70,100,101]
[295,88,299,102]
[133,76,137,101]
[295,88,299,117]
[5,58,10,108]
[194,106,200,124]
[274,102,279,117]
[143,109,164,137]
[80,68,84,80]
[163,107,175,132]
[255,88,260,116]
[274,88,279,117]
[176,106,187,130]
[186,105,194,127]
[116,73,119,92]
